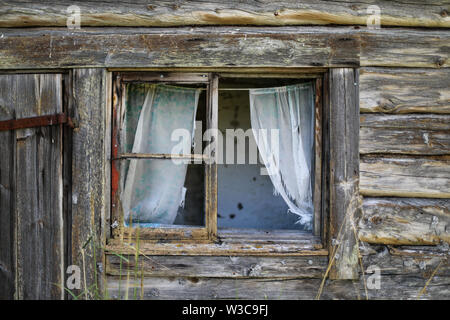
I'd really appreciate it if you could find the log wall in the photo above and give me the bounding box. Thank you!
[0,1,449,300]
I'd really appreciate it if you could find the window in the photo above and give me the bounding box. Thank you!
[111,72,323,248]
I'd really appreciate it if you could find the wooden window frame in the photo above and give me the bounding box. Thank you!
[111,72,214,241]
[109,68,360,264]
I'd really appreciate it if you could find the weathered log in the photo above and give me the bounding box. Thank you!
[0,1,448,28]
[0,27,449,69]
[360,68,450,113]
[328,68,360,280]
[359,197,450,245]
[105,273,450,299]
[105,255,328,279]
[0,27,360,69]
[360,30,450,68]
[106,242,450,299]
[105,240,327,257]
[360,156,450,198]
[360,114,450,155]
[71,69,109,298]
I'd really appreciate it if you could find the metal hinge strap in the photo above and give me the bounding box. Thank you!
[0,113,74,131]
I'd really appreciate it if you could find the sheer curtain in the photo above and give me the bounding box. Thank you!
[249,83,315,227]
[122,84,200,227]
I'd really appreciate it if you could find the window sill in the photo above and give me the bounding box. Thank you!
[106,236,327,257]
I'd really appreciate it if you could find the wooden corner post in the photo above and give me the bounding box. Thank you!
[328,68,360,280]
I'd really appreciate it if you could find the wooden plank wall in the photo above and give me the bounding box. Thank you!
[359,67,450,245]
[0,74,65,299]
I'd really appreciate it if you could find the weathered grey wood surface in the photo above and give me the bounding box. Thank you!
[105,242,450,299]
[0,76,17,299]
[360,156,450,198]
[360,30,450,68]
[71,69,109,298]
[0,1,448,28]
[0,27,360,69]
[0,74,64,299]
[359,198,450,245]
[0,27,449,69]
[105,255,328,279]
[359,68,450,113]
[360,114,450,155]
[328,68,360,280]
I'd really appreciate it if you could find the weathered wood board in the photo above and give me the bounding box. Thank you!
[0,27,449,70]
[359,197,450,245]
[106,272,450,300]
[105,255,328,279]
[328,68,360,280]
[360,156,450,198]
[105,242,450,300]
[1,1,448,28]
[0,76,17,299]
[0,74,64,299]
[360,29,450,68]
[70,69,109,298]
[360,114,450,155]
[0,27,360,69]
[359,68,450,113]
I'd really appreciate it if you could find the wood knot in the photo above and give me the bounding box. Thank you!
[370,216,383,225]
[435,57,446,68]
[274,11,280,16]
[440,9,448,17]
[350,5,359,11]
[147,5,155,10]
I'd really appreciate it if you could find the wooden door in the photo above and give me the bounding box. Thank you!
[0,74,66,299]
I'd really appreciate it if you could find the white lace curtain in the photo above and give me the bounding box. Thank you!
[249,83,314,226]
[123,82,314,228]
[122,84,200,226]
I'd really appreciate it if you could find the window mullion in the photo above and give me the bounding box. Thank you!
[206,73,219,240]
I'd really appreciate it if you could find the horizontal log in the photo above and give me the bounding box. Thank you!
[105,242,450,299]
[359,68,450,113]
[360,30,450,68]
[1,1,448,28]
[105,255,328,278]
[360,156,450,198]
[0,27,359,69]
[360,114,450,155]
[105,273,450,299]
[0,27,449,69]
[359,198,450,245]
[105,239,327,256]
[362,244,450,276]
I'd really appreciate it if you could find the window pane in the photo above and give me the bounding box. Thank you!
[217,79,314,232]
[120,83,206,154]
[119,159,205,228]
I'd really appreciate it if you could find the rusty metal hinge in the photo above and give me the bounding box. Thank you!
[0,113,74,131]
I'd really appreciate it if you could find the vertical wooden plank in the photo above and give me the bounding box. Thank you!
[313,78,323,237]
[0,75,17,299]
[71,69,108,298]
[328,68,360,280]
[110,73,123,240]
[320,72,330,246]
[12,74,64,299]
[62,71,74,300]
[206,74,218,241]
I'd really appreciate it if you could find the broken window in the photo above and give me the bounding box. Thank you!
[112,73,321,240]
